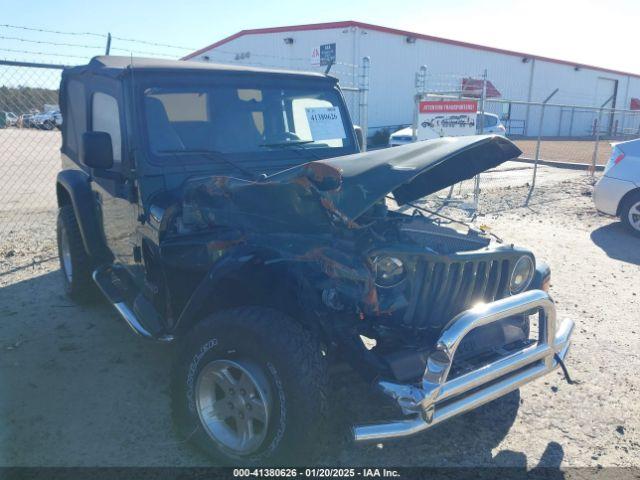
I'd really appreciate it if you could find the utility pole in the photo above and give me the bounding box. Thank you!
[105,33,112,55]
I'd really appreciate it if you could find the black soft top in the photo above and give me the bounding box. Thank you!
[63,56,336,82]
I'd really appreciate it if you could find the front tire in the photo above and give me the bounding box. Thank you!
[171,307,328,465]
[621,191,640,237]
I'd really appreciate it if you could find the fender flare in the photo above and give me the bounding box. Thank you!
[56,170,111,262]
[530,260,551,291]
[174,245,311,335]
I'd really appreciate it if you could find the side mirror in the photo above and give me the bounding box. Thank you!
[82,131,113,170]
[353,125,364,151]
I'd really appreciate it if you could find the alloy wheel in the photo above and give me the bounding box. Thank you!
[628,200,640,232]
[195,359,272,455]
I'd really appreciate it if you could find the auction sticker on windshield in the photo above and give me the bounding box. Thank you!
[305,106,346,141]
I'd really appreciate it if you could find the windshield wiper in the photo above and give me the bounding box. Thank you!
[260,140,322,160]
[158,149,260,181]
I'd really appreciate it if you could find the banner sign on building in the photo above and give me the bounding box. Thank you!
[311,43,336,66]
[417,100,478,140]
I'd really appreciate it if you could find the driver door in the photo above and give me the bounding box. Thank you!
[89,89,138,269]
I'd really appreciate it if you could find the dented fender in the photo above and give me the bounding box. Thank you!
[171,236,379,334]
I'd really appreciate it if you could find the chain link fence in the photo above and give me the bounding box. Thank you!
[1,60,65,267]
[1,57,638,268]
[402,67,640,220]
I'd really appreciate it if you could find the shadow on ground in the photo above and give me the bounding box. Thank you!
[591,222,640,265]
[1,268,566,469]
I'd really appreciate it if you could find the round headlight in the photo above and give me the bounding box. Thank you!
[372,255,405,288]
[509,255,534,294]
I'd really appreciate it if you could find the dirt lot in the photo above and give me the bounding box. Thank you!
[1,158,639,468]
[514,139,614,166]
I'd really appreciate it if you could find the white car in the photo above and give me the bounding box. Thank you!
[594,138,640,236]
[1,111,18,127]
[477,112,507,135]
[388,126,414,147]
[388,112,506,147]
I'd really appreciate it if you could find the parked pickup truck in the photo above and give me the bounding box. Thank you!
[55,56,574,465]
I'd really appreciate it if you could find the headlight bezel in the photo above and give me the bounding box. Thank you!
[371,255,406,289]
[509,255,535,295]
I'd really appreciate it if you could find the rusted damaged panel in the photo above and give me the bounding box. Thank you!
[180,135,521,233]
[170,135,522,318]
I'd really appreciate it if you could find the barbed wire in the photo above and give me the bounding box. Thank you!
[0,37,178,60]
[110,35,193,51]
[202,49,360,70]
[0,47,88,60]
[0,34,104,50]
[0,23,105,38]
[0,23,194,51]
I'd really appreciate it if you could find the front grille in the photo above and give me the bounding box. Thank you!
[403,256,515,331]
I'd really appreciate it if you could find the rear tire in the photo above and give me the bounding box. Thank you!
[56,205,95,301]
[620,191,640,237]
[171,307,328,465]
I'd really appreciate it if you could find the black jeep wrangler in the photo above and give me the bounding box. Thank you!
[55,56,574,465]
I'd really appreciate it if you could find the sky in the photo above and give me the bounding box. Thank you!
[1,0,639,74]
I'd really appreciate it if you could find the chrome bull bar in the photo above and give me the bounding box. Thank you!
[353,289,574,443]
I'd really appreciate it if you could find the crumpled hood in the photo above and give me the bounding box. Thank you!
[180,135,521,232]
[269,134,521,221]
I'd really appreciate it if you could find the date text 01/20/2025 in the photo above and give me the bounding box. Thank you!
[232,468,401,477]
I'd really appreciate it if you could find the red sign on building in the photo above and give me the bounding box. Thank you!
[461,78,501,98]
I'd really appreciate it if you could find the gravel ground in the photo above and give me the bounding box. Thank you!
[1,170,639,469]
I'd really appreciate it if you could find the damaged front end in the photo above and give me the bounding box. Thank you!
[160,135,574,442]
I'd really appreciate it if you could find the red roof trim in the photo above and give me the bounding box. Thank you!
[182,20,640,78]
[182,21,356,60]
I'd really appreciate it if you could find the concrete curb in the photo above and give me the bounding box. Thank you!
[514,157,605,172]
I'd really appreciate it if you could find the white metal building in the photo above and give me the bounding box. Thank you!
[182,21,640,137]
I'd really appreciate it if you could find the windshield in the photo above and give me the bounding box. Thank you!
[142,82,354,159]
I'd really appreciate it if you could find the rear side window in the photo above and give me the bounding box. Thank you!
[63,80,86,157]
[92,92,122,162]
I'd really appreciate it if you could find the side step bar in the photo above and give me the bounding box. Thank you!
[92,267,174,342]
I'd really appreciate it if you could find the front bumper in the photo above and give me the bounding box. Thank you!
[353,289,574,442]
